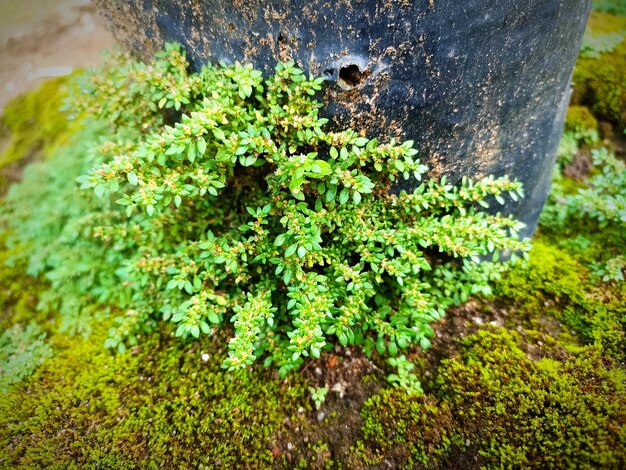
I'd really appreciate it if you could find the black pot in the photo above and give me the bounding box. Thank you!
[95,0,591,237]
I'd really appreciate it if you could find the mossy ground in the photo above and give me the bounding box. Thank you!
[0,73,79,195]
[1,5,626,469]
[358,329,626,469]
[1,324,309,468]
[572,11,626,129]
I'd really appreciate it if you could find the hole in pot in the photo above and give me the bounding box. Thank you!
[277,32,285,43]
[227,22,235,32]
[338,64,362,90]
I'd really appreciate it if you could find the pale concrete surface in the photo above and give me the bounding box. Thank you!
[0,0,115,109]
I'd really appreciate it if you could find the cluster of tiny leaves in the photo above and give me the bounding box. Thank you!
[0,323,53,393]
[72,44,528,384]
[568,148,626,228]
[543,135,626,283]
[580,28,625,59]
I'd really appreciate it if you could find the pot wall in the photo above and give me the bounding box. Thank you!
[94,0,592,237]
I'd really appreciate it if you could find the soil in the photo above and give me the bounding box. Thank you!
[563,151,594,180]
[0,0,114,110]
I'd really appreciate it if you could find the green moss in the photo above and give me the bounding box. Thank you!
[0,232,48,331]
[358,391,460,467]
[0,76,77,167]
[357,327,626,468]
[437,328,626,468]
[0,326,307,468]
[572,12,626,127]
[565,105,598,131]
[0,74,80,194]
[564,105,599,142]
[496,238,626,359]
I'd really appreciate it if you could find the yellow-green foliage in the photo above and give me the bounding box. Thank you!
[437,329,626,468]
[0,75,77,169]
[572,11,626,127]
[358,392,460,467]
[0,74,81,195]
[0,232,46,331]
[0,322,52,393]
[358,327,626,468]
[0,325,307,468]
[496,239,626,359]
[564,105,599,143]
[566,105,599,132]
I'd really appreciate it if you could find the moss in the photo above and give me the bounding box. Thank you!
[572,12,626,127]
[0,76,77,167]
[0,74,80,194]
[357,391,460,468]
[564,105,599,142]
[437,328,626,468]
[0,232,48,331]
[0,325,308,468]
[587,9,626,36]
[356,327,626,468]
[496,238,626,359]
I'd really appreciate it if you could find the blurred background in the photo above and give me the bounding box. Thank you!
[0,0,113,110]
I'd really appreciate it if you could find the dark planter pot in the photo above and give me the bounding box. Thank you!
[95,0,591,237]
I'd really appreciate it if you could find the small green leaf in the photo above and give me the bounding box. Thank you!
[339,188,349,205]
[197,138,207,155]
[213,128,226,141]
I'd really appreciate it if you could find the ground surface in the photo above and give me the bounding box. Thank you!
[0,0,113,110]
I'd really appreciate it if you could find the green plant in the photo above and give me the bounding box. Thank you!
[580,27,625,59]
[543,132,626,284]
[387,355,423,394]
[0,322,52,393]
[568,148,626,227]
[309,386,329,410]
[554,131,580,170]
[592,0,626,16]
[1,122,129,338]
[3,44,529,386]
[592,254,626,282]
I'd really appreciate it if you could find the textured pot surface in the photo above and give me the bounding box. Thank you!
[94,0,591,237]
